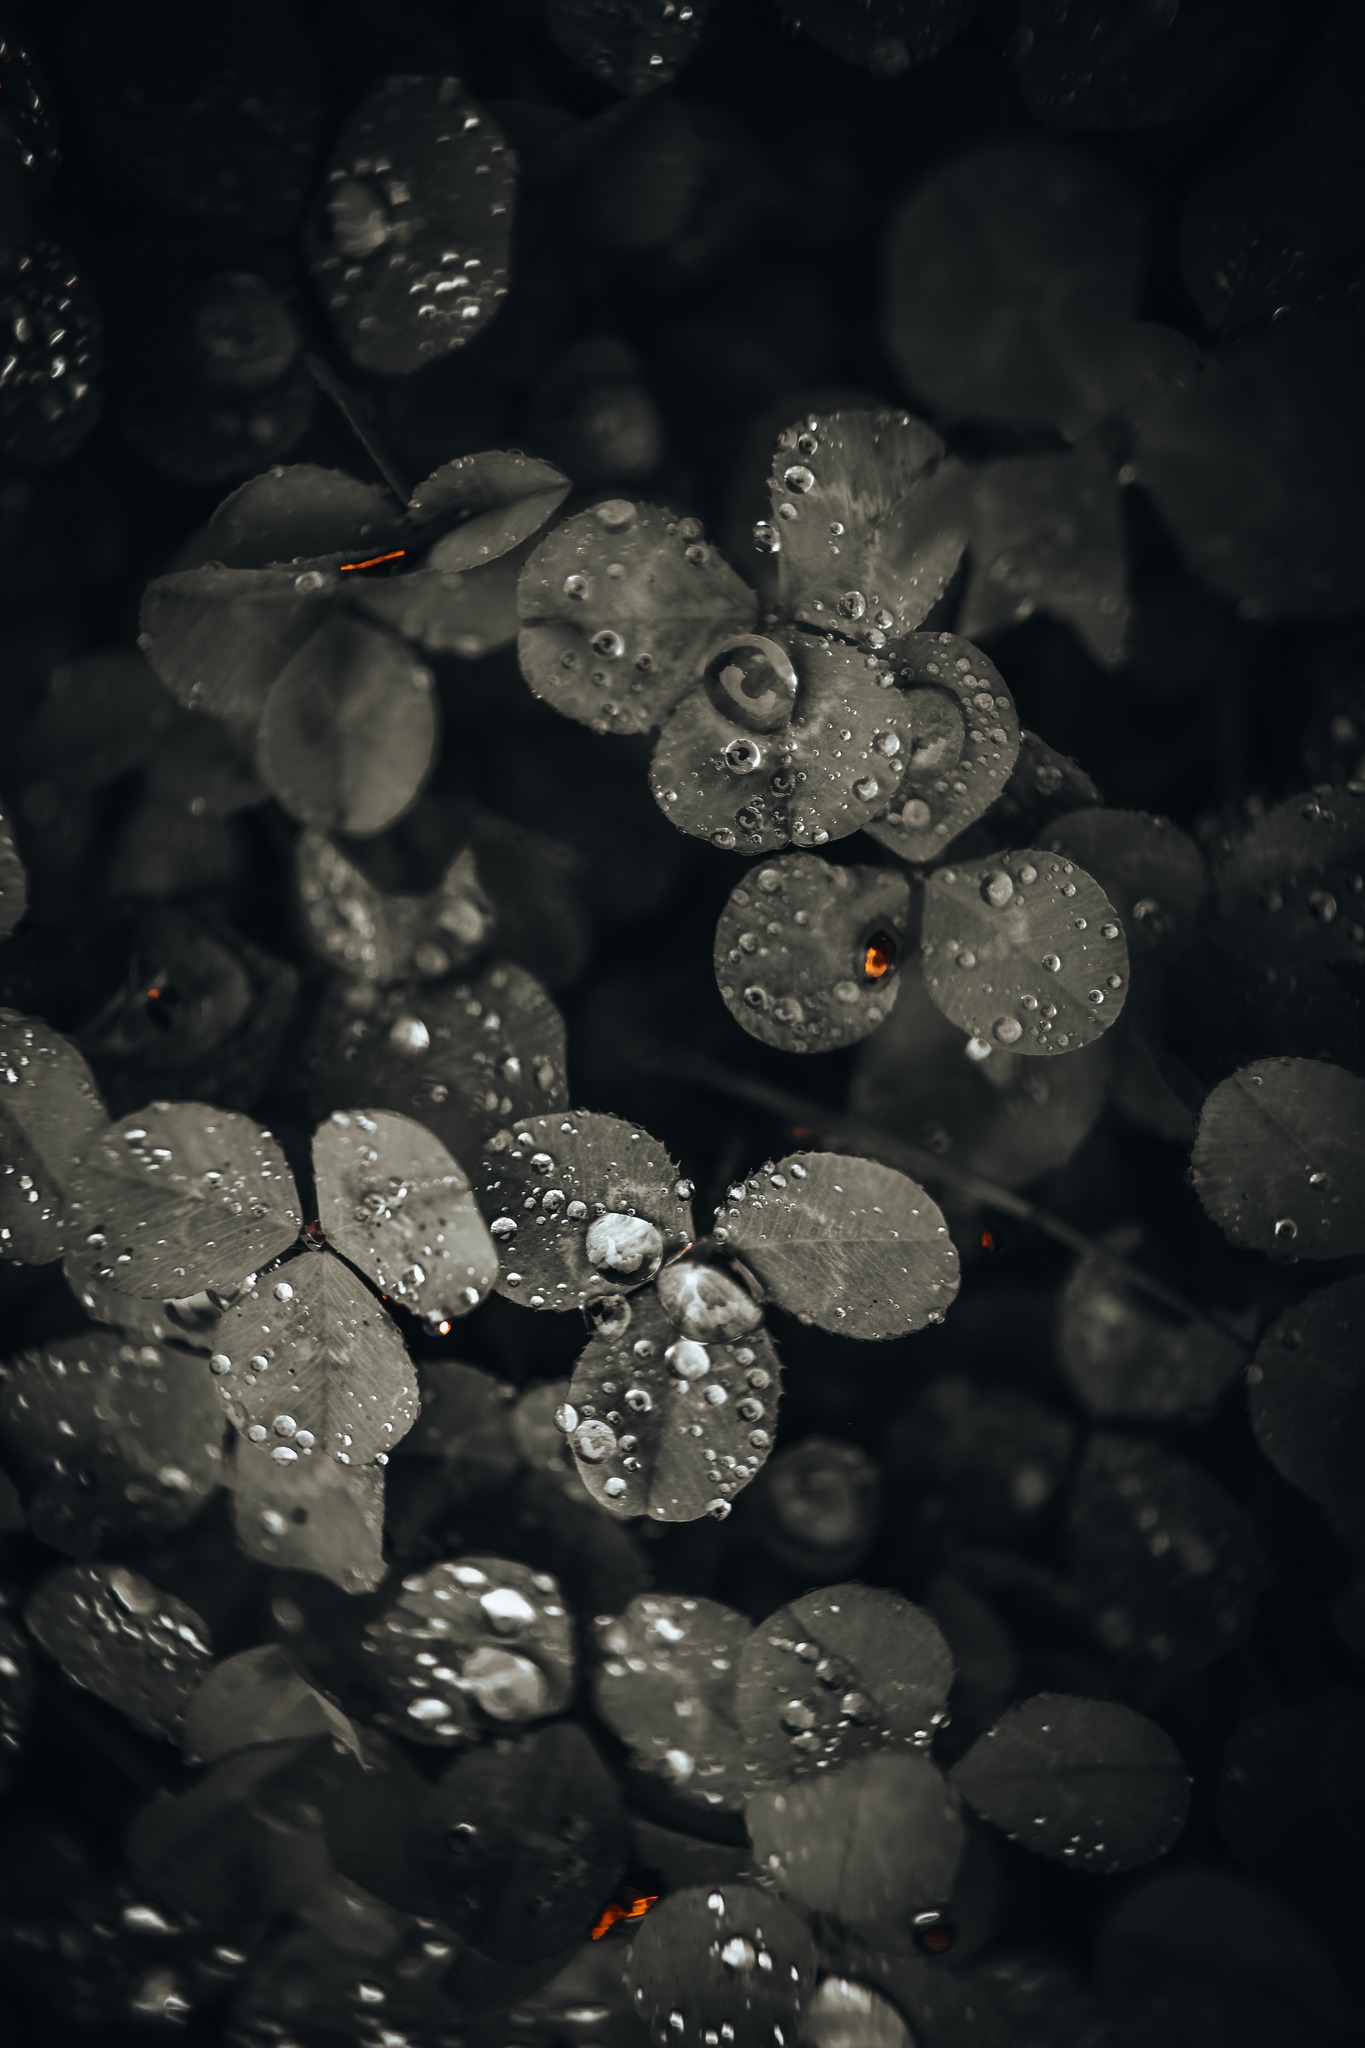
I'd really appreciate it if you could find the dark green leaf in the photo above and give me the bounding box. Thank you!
[718,1152,959,1338]
[1249,1275,1365,1544]
[592,1593,749,1813]
[1190,1057,1365,1259]
[25,1563,213,1738]
[920,849,1129,1055]
[183,1644,361,1764]
[138,565,328,731]
[228,1436,386,1593]
[296,831,493,984]
[546,0,712,94]
[0,1010,107,1265]
[1057,1239,1245,1421]
[204,465,399,570]
[861,634,1021,864]
[410,451,571,570]
[624,1882,819,2048]
[715,855,911,1052]
[257,616,439,836]
[958,449,1130,667]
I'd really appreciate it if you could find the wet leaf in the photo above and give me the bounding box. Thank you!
[920,849,1129,1055]
[309,77,514,376]
[478,1110,693,1311]
[352,545,526,660]
[1057,1238,1245,1422]
[773,0,980,72]
[314,1108,497,1326]
[204,465,399,570]
[1046,809,1206,962]
[0,1620,34,1786]
[718,1152,960,1339]
[63,1103,300,1306]
[951,1694,1188,1872]
[1211,783,1365,976]
[768,410,965,639]
[138,565,328,732]
[747,1751,965,1934]
[750,1437,882,1578]
[1190,1058,1365,1260]
[592,1593,750,1813]
[212,1252,418,1466]
[0,806,25,937]
[183,1644,360,1765]
[363,1555,574,1744]
[1249,1275,1365,1546]
[1015,0,1276,133]
[0,1010,107,1265]
[257,616,439,836]
[625,1881,819,2048]
[861,634,1021,864]
[715,855,911,1052]
[736,1580,953,1787]
[799,1975,914,2048]
[518,500,757,737]
[888,1376,1078,1546]
[958,449,1130,667]
[25,1562,213,1738]
[128,1738,336,1923]
[228,1436,386,1593]
[565,1288,782,1521]
[296,831,493,984]
[547,0,712,94]
[410,451,571,571]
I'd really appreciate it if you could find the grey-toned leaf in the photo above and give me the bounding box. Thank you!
[862,634,1021,864]
[184,1643,361,1764]
[649,682,795,855]
[951,1694,1189,1873]
[546,0,712,94]
[351,547,524,659]
[1212,783,1365,976]
[1047,808,1206,960]
[0,803,28,936]
[592,1594,749,1813]
[735,1583,954,1782]
[1249,1275,1365,1545]
[204,465,399,570]
[478,1109,693,1311]
[798,1977,913,2048]
[768,410,966,639]
[212,1251,418,1465]
[296,831,493,984]
[257,615,438,836]
[63,1102,300,1305]
[565,1288,782,1522]
[128,1738,336,1923]
[138,565,328,730]
[747,1751,966,1933]
[0,1618,34,1784]
[309,76,513,376]
[920,849,1129,1055]
[0,1009,107,1264]
[1191,1058,1365,1260]
[958,448,1130,667]
[625,1882,819,2048]
[1017,0,1276,132]
[715,855,910,1052]
[314,1108,497,1326]
[25,1562,213,1738]
[718,1152,959,1338]
[410,451,571,571]
[1058,1242,1245,1422]
[518,500,757,736]
[228,1435,386,1593]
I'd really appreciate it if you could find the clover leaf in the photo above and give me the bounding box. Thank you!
[0,1009,108,1265]
[296,832,494,984]
[592,1593,749,1812]
[1058,1240,1246,1422]
[547,0,713,94]
[25,1562,213,1738]
[1249,1276,1365,1546]
[182,1644,361,1766]
[228,1437,386,1594]
[957,447,1130,667]
[715,854,911,1051]
[1211,783,1365,976]
[625,1883,819,2048]
[408,451,571,570]
[1190,1058,1365,1259]
[860,633,1021,864]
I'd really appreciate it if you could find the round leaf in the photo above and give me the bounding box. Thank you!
[25,1563,212,1738]
[1057,1239,1246,1422]
[351,549,524,660]
[296,831,493,984]
[592,1593,749,1812]
[183,1644,360,1764]
[138,565,329,731]
[410,451,571,571]
[257,615,438,836]
[1016,0,1277,132]
[546,0,713,94]
[205,465,399,570]
[1212,783,1365,976]
[1046,808,1206,961]
[957,448,1130,667]
[1190,1058,1365,1260]
[951,1694,1189,1873]
[718,1152,960,1339]
[0,1009,107,1265]
[625,1882,819,2048]
[920,849,1130,1055]
[228,1435,386,1594]
[861,634,1021,864]
[1249,1275,1365,1545]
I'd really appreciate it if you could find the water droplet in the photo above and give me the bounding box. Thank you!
[981,870,1014,908]
[585,1212,664,1280]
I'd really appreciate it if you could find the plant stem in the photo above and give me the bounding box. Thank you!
[303,352,411,506]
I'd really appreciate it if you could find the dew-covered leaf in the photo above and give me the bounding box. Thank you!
[1057,1242,1246,1422]
[884,140,1143,431]
[649,681,794,855]
[63,1103,300,1306]
[314,1108,497,1326]
[0,1619,34,1785]
[715,855,910,1052]
[1190,1058,1365,1260]
[957,449,1130,667]
[1046,808,1206,963]
[309,77,514,376]
[592,1593,749,1813]
[747,1751,965,1934]
[296,831,493,984]
[565,1288,782,1522]
[0,1331,225,1555]
[624,1881,819,2048]
[861,634,1021,864]
[25,1562,213,1738]
[0,805,25,938]
[773,0,980,72]
[138,565,328,732]
[1211,783,1365,976]
[958,728,1102,858]
[0,1010,107,1265]
[478,1110,693,1311]
[183,1644,360,1764]
[1015,0,1276,133]
[257,616,439,836]
[951,1694,1188,1873]
[212,1252,418,1466]
[920,849,1129,1056]
[767,410,965,639]
[409,451,571,571]
[228,1436,386,1593]
[735,1583,954,1782]
[547,0,712,94]
[204,465,399,570]
[518,500,757,736]
[718,1152,959,1339]
[362,1555,574,1744]
[1249,1276,1365,1546]
[798,1975,915,2048]
[750,1437,882,1579]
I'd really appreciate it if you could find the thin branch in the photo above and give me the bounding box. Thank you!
[303,352,411,507]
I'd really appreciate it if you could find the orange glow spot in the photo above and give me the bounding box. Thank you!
[590,1890,659,1940]
[438,1321,452,1336]
[979,1230,995,1251]
[918,1924,955,1955]
[146,986,162,1000]
[339,549,407,572]
[791,1125,813,1141]
[862,931,896,980]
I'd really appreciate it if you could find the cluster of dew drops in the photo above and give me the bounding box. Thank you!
[936,855,1126,1056]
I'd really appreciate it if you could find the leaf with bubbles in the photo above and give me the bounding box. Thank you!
[518,500,757,737]
[951,1694,1188,1873]
[957,449,1130,667]
[1190,1058,1365,1260]
[768,410,965,639]
[920,849,1129,1055]
[862,634,1021,864]
[314,1108,497,1327]
[547,0,712,94]
[138,565,328,732]
[183,1644,361,1764]
[565,1288,782,1522]
[718,1152,959,1339]
[362,1556,574,1745]
[309,77,513,376]
[409,452,570,571]
[0,804,26,937]
[1212,783,1365,976]
[715,855,910,1052]
[1057,1240,1245,1422]
[735,1583,954,1782]
[296,831,494,985]
[1249,1276,1365,1546]
[229,1436,386,1593]
[1046,808,1206,963]
[204,465,399,570]
[592,1593,750,1813]
[257,616,438,836]
[25,1563,213,1738]
[0,1010,107,1265]
[478,1110,693,1311]
[625,1882,819,2048]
